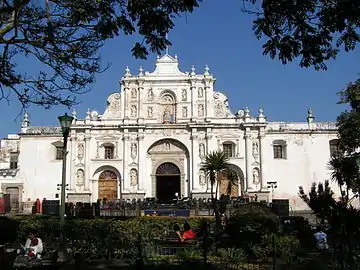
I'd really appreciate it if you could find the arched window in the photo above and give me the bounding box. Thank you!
[272,140,287,159]
[329,139,341,157]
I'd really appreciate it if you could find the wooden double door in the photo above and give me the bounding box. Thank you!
[98,171,118,201]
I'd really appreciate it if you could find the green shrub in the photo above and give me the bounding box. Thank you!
[218,248,247,266]
[226,203,279,252]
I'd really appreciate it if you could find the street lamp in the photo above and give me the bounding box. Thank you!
[267,181,277,201]
[57,113,73,262]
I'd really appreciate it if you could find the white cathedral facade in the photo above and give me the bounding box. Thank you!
[0,54,341,213]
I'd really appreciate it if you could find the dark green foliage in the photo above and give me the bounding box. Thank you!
[337,79,360,154]
[0,216,20,244]
[280,216,313,249]
[244,0,360,70]
[299,181,336,224]
[226,203,279,255]
[0,0,199,109]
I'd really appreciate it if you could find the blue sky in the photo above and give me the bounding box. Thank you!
[1,0,358,138]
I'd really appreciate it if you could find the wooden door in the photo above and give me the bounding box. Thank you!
[6,187,19,212]
[98,171,118,201]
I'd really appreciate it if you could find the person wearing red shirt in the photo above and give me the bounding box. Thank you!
[181,222,196,242]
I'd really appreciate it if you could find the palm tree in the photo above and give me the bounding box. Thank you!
[328,154,360,204]
[201,150,238,232]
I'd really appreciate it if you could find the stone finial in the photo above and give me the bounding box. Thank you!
[204,65,210,76]
[258,108,264,117]
[72,109,77,119]
[258,108,265,122]
[157,55,160,60]
[86,109,91,119]
[244,106,250,117]
[124,66,131,77]
[307,108,315,123]
[138,66,144,76]
[174,54,178,59]
[21,112,30,128]
[190,65,196,76]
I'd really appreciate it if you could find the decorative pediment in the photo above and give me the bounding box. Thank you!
[148,140,186,154]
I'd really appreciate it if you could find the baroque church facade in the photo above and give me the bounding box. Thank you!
[0,54,340,213]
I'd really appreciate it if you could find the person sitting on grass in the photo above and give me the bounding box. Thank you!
[181,222,196,243]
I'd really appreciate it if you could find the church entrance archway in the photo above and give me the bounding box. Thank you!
[98,170,118,201]
[156,162,181,202]
[219,164,244,197]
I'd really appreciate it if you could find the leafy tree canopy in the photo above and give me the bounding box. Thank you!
[337,79,360,154]
[245,0,360,70]
[0,0,199,109]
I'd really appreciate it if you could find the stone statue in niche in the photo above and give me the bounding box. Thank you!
[147,107,153,118]
[131,105,137,117]
[199,143,205,158]
[77,144,84,161]
[182,89,187,101]
[130,143,137,159]
[199,170,206,186]
[182,107,187,117]
[252,142,259,159]
[147,88,154,100]
[76,169,85,190]
[252,168,260,185]
[198,104,204,117]
[198,87,203,98]
[163,110,171,123]
[130,169,138,186]
[131,88,137,99]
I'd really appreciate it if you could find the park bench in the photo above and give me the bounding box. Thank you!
[143,236,205,260]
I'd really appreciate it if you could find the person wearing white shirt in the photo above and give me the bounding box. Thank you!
[24,229,43,259]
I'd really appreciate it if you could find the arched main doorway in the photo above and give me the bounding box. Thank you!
[156,162,181,202]
[98,170,118,201]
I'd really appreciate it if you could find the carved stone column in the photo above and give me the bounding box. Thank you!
[259,128,266,191]
[69,135,76,191]
[122,134,130,191]
[236,139,240,157]
[137,81,144,118]
[96,141,100,158]
[204,81,210,118]
[115,141,119,159]
[137,134,144,191]
[190,81,196,120]
[84,134,91,191]
[123,82,129,117]
[205,135,212,154]
[244,129,252,191]
[190,134,198,194]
